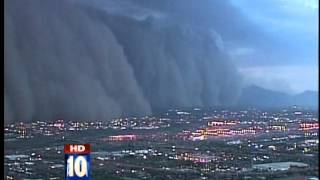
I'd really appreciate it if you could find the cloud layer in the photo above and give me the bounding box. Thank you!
[5,0,243,122]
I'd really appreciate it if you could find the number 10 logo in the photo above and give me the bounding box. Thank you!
[65,144,91,180]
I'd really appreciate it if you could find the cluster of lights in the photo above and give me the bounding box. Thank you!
[105,134,137,141]
[299,122,319,130]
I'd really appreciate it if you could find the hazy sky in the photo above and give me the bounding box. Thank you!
[79,0,318,94]
[229,0,318,94]
[5,0,318,122]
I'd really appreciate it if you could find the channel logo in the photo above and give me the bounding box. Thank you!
[65,144,91,180]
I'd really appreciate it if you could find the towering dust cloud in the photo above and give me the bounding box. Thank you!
[4,0,242,122]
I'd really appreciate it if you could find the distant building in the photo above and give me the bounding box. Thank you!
[105,134,137,141]
[252,162,308,171]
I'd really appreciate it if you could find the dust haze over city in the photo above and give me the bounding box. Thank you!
[4,0,319,179]
[5,0,318,123]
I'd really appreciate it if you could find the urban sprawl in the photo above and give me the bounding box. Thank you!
[4,106,319,180]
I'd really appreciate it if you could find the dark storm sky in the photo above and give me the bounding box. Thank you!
[4,0,318,122]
